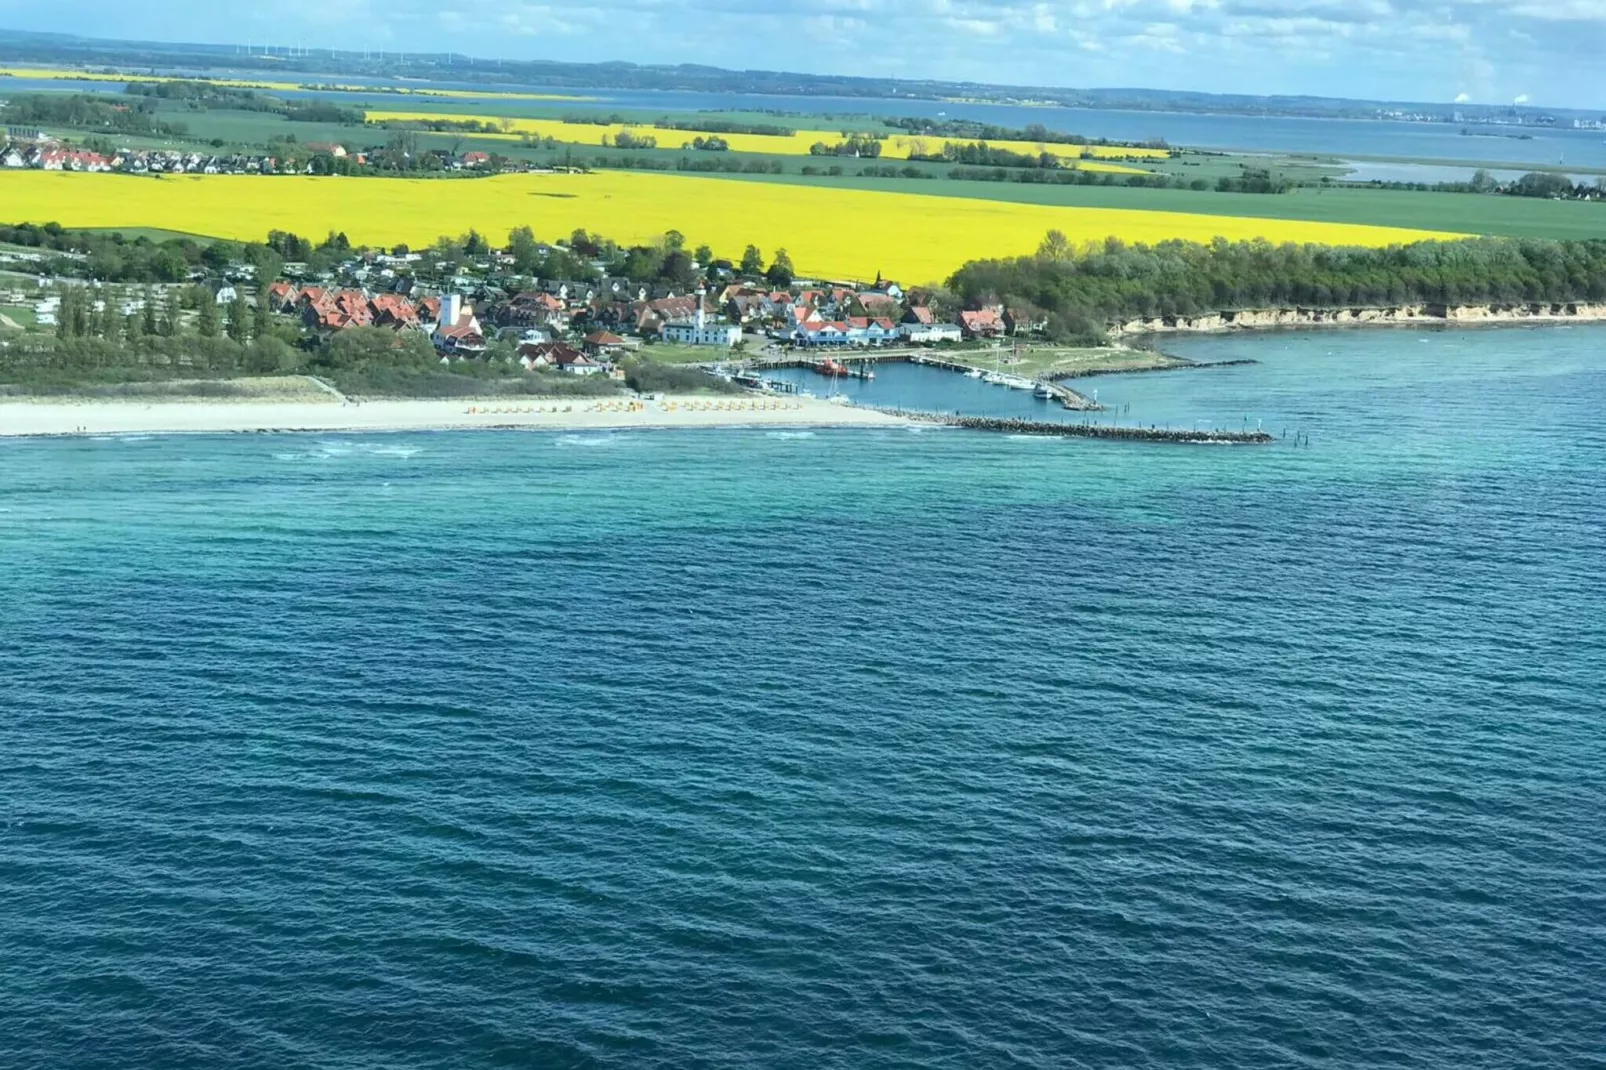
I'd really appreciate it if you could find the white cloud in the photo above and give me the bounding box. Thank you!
[3,0,1605,106]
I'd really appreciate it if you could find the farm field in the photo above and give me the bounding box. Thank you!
[0,170,1464,283]
[716,173,1606,242]
[364,111,1167,169]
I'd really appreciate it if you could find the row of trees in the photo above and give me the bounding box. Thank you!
[948,234,1606,343]
[50,283,265,345]
[0,93,187,137]
[605,131,658,150]
[124,81,360,122]
[0,223,283,284]
[886,116,1165,152]
[809,135,884,158]
[912,141,1063,169]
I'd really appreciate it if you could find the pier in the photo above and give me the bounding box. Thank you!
[883,410,1276,444]
[742,351,1102,409]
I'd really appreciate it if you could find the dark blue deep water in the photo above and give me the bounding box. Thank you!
[3,327,1605,1068]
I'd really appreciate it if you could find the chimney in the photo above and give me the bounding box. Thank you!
[695,285,706,331]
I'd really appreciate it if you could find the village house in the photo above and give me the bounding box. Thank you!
[899,320,963,344]
[517,340,609,374]
[791,320,852,346]
[959,308,1006,339]
[582,330,634,358]
[431,294,485,356]
[661,290,742,347]
[852,291,900,318]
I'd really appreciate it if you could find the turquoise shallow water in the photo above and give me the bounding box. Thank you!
[2,326,1605,1068]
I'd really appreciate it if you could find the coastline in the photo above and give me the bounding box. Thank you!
[1108,301,1606,337]
[0,394,908,439]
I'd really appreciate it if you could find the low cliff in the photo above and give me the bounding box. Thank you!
[1109,302,1606,337]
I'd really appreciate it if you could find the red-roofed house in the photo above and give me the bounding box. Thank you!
[959,308,1005,339]
[266,281,299,313]
[582,330,631,358]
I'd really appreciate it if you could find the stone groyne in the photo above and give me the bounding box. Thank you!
[1109,302,1606,337]
[884,410,1275,444]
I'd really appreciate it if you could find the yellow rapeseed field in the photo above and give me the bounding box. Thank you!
[0,170,1461,283]
[366,111,1162,172]
[0,67,585,102]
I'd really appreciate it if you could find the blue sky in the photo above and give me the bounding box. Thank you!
[2,0,1604,109]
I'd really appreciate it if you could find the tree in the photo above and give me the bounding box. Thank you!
[320,325,437,368]
[1038,229,1073,261]
[195,287,221,338]
[765,248,795,287]
[240,242,283,287]
[227,291,249,342]
[740,244,764,276]
[659,250,699,291]
[694,244,714,267]
[620,246,665,283]
[99,287,121,341]
[142,289,160,336]
[661,229,686,253]
[508,225,541,274]
[200,242,237,272]
[253,285,271,337]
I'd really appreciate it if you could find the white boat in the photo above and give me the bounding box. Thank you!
[1033,383,1055,399]
[964,367,984,379]
[1000,375,1036,391]
[983,371,1007,385]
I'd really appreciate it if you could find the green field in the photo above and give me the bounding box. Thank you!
[0,304,39,329]
[704,172,1606,241]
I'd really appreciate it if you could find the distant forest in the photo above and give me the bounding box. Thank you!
[949,236,1606,343]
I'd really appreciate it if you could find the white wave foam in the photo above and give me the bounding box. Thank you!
[555,434,624,448]
[765,430,816,439]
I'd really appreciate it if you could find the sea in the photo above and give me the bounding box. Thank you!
[2,326,1604,1068]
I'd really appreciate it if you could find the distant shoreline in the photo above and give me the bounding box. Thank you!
[0,395,908,439]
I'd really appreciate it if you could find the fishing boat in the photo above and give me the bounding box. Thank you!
[983,371,1007,386]
[964,367,985,379]
[1033,382,1055,400]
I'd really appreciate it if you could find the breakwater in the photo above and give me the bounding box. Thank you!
[1050,357,1259,381]
[883,409,1276,444]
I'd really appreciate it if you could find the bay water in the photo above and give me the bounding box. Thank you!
[2,326,1603,1067]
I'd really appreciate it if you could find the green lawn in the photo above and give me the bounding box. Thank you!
[0,304,39,330]
[82,226,219,244]
[637,343,745,364]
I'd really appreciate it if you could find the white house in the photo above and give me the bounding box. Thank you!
[214,285,239,306]
[661,289,742,347]
[900,322,963,344]
[663,321,742,347]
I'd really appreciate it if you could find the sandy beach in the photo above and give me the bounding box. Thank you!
[0,394,907,438]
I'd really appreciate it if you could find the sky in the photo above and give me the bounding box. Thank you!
[2,0,1604,109]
